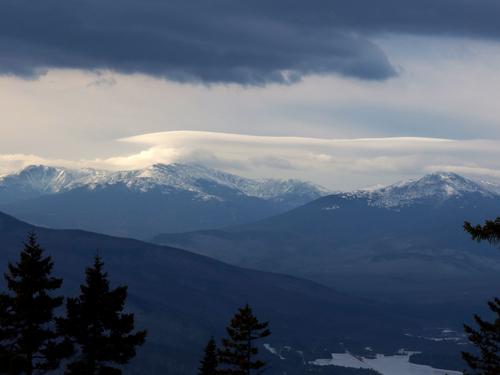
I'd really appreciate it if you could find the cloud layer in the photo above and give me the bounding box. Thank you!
[3,131,500,190]
[1,1,499,84]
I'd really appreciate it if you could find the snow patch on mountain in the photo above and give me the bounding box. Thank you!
[477,179,500,195]
[263,344,286,360]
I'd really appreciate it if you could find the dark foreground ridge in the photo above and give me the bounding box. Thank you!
[0,210,437,375]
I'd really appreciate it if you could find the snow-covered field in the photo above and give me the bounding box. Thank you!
[310,351,462,375]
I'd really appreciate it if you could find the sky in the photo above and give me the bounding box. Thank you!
[1,1,500,189]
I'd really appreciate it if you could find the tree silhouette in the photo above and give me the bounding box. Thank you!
[462,219,500,374]
[464,218,500,244]
[218,304,270,375]
[0,233,70,375]
[462,298,500,375]
[199,337,219,375]
[58,256,146,375]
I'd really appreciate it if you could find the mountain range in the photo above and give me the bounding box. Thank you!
[154,172,500,308]
[0,168,494,373]
[0,164,327,238]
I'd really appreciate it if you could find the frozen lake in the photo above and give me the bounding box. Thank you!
[310,351,462,375]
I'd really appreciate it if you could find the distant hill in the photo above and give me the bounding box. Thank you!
[154,172,500,306]
[0,210,432,375]
[0,164,327,238]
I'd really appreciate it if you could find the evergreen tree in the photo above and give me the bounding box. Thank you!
[462,298,500,375]
[462,218,500,374]
[58,256,146,375]
[199,337,218,375]
[218,304,270,375]
[0,233,70,375]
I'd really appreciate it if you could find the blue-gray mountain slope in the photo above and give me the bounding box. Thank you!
[0,210,426,375]
[0,164,327,239]
[154,172,500,306]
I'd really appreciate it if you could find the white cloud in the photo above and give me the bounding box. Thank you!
[0,154,84,176]
[121,130,452,147]
[1,37,500,157]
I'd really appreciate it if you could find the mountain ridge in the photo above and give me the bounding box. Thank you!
[355,172,497,208]
[0,163,328,202]
[0,163,328,238]
[154,171,500,305]
[0,209,433,375]
[4,165,497,208]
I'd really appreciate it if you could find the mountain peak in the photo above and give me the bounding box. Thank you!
[149,162,196,171]
[396,171,481,191]
[0,165,107,198]
[21,164,58,171]
[2,165,70,194]
[146,162,215,176]
[16,164,65,178]
[417,171,468,183]
[117,162,328,200]
[362,171,495,208]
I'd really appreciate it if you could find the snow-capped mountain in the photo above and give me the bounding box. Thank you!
[0,163,327,238]
[0,165,108,204]
[356,172,498,208]
[0,163,327,203]
[86,163,328,201]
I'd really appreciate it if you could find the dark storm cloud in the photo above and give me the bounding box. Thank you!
[0,0,498,84]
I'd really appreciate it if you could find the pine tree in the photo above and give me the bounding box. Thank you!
[218,304,270,375]
[58,256,146,375]
[199,337,219,375]
[0,233,70,375]
[462,218,500,374]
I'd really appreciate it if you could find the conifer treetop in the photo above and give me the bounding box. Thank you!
[0,232,69,374]
[462,218,500,374]
[58,255,146,375]
[199,337,218,375]
[462,298,500,375]
[218,304,271,375]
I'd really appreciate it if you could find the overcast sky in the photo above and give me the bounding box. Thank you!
[1,1,500,189]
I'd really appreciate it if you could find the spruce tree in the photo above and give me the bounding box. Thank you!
[58,256,146,375]
[462,218,500,374]
[218,304,270,375]
[0,233,69,375]
[199,337,219,375]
